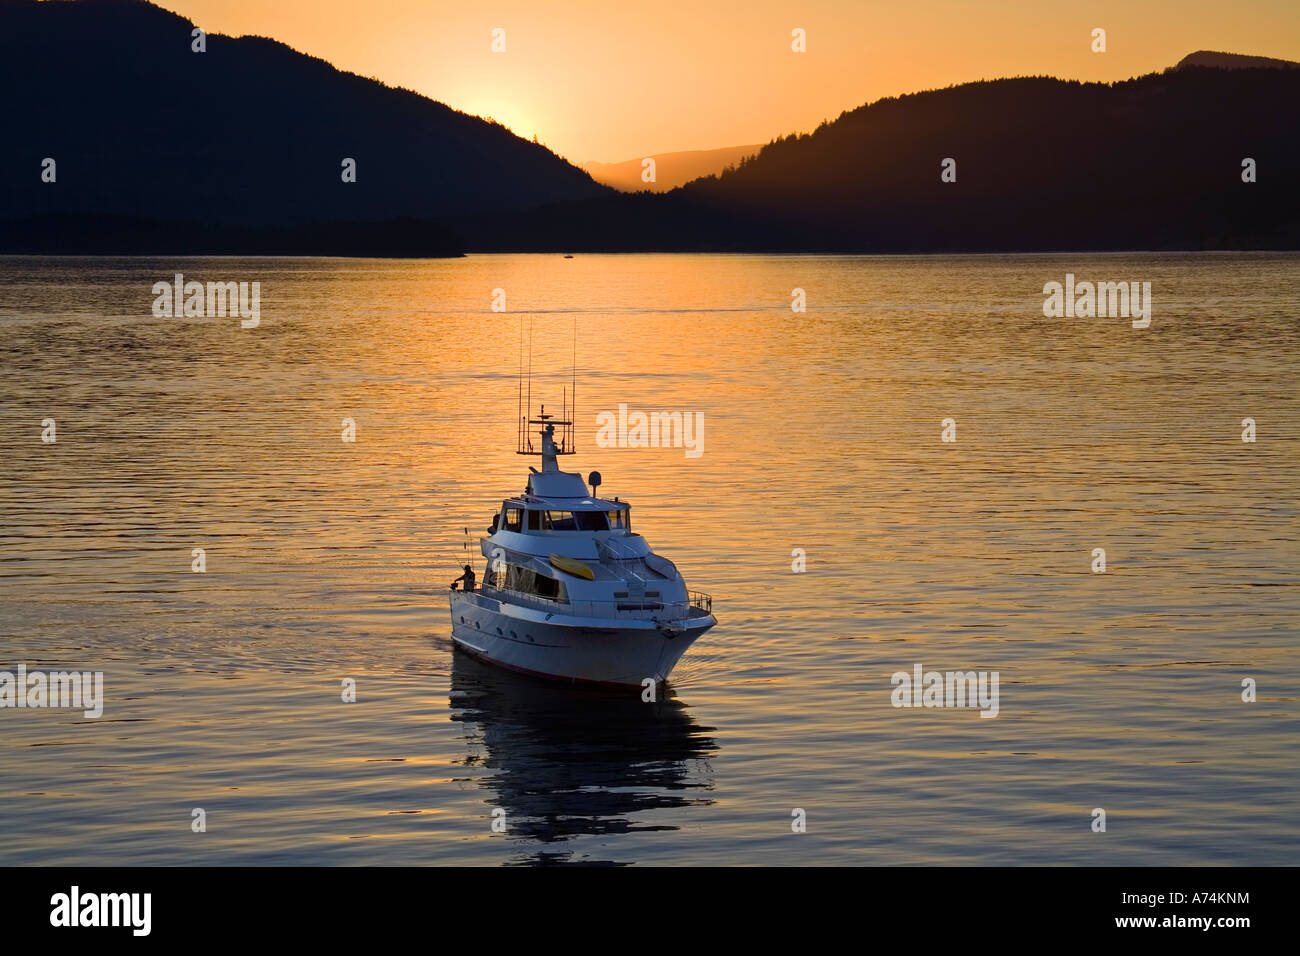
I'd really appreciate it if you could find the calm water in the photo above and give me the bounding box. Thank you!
[1,252,1296,866]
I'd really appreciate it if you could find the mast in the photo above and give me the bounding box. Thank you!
[524,317,533,453]
[516,317,524,454]
[514,317,576,464]
[571,316,577,455]
[519,405,572,468]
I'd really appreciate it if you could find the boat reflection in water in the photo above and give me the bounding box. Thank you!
[448,646,717,865]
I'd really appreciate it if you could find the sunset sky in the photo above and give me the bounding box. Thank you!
[159,0,1300,162]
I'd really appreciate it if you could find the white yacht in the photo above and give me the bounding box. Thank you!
[448,405,715,688]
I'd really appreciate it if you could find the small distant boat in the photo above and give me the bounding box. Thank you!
[563,254,575,259]
[447,402,715,688]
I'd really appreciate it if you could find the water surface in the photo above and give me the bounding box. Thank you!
[1,252,1296,864]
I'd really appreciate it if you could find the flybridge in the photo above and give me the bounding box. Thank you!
[526,468,592,498]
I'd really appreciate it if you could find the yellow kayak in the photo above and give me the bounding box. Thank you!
[549,553,594,580]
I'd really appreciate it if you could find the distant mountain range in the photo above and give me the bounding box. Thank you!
[465,59,1300,252]
[579,50,1300,198]
[2,0,1297,255]
[582,145,763,193]
[0,0,608,255]
[579,47,1300,200]
[686,63,1300,251]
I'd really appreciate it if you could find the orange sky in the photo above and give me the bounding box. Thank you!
[159,0,1300,163]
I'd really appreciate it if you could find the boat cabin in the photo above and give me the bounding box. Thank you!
[498,500,630,534]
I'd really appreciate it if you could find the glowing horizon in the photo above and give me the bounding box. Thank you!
[132,1,1300,162]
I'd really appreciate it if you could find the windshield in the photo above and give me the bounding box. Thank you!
[521,509,626,532]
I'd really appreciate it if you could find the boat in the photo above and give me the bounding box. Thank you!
[447,402,715,688]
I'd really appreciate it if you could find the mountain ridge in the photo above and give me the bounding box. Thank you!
[583,145,765,193]
[0,0,608,238]
[458,66,1300,252]
[1173,50,1300,71]
[3,2,1296,255]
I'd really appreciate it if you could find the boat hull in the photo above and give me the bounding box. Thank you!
[448,590,712,687]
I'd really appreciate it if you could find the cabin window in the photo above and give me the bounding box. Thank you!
[522,509,611,532]
[494,562,567,602]
[542,510,577,531]
[503,508,522,532]
[607,509,630,531]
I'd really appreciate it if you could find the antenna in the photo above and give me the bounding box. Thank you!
[525,316,533,453]
[516,317,523,454]
[571,316,577,454]
[513,315,576,458]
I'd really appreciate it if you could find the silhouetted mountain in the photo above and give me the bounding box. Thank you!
[464,65,1300,252]
[582,145,763,193]
[0,0,607,252]
[1173,50,1299,71]
[3,6,1297,255]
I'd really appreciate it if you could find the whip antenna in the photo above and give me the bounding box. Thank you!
[571,316,577,453]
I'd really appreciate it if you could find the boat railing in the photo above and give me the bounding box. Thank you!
[481,584,711,621]
[688,590,713,615]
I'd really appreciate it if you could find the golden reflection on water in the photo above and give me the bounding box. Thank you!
[0,253,1297,864]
